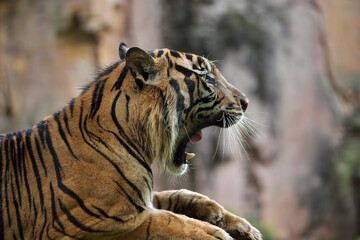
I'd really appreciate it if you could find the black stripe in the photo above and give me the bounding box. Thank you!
[49,219,75,239]
[96,117,152,176]
[125,95,130,122]
[39,210,47,239]
[63,109,72,136]
[192,64,198,70]
[184,92,216,115]
[82,116,98,146]
[165,53,173,68]
[84,119,113,152]
[32,199,38,229]
[195,96,224,120]
[214,96,224,105]
[19,139,32,211]
[25,130,45,211]
[155,194,162,209]
[90,81,102,117]
[185,53,193,61]
[135,78,144,90]
[10,138,22,207]
[37,122,47,149]
[54,113,78,160]
[197,103,219,113]
[111,66,128,91]
[81,117,147,207]
[92,205,125,222]
[173,63,196,107]
[157,49,164,58]
[36,121,46,149]
[4,138,12,226]
[172,200,180,214]
[81,103,147,212]
[69,98,75,118]
[34,137,48,177]
[200,78,212,93]
[10,176,25,240]
[170,50,181,58]
[187,196,197,209]
[50,183,65,231]
[147,51,155,57]
[45,124,102,220]
[169,78,185,127]
[184,77,195,105]
[172,194,181,213]
[15,135,23,180]
[46,225,53,239]
[110,92,151,172]
[113,180,144,213]
[197,56,204,66]
[168,191,177,211]
[143,176,152,194]
[88,118,148,207]
[58,199,106,233]
[90,79,107,119]
[196,75,201,99]
[175,64,195,78]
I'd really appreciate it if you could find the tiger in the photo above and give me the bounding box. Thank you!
[0,42,262,240]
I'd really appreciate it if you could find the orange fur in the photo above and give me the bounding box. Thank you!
[0,44,261,239]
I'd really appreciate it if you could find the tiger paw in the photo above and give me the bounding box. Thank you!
[164,210,234,240]
[219,212,262,240]
[179,192,262,240]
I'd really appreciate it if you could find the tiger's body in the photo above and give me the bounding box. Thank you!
[0,43,261,240]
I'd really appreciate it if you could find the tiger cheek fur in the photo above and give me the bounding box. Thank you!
[0,43,261,240]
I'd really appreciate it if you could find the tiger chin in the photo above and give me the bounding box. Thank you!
[0,43,262,240]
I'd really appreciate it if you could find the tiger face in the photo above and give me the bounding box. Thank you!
[119,43,248,175]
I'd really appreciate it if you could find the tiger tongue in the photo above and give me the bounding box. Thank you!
[190,130,202,143]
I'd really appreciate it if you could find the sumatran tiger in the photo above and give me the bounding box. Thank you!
[0,43,262,240]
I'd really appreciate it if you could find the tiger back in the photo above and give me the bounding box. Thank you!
[0,43,261,240]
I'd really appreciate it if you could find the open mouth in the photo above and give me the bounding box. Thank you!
[173,130,203,167]
[172,111,243,168]
[190,130,202,143]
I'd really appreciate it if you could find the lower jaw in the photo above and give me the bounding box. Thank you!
[172,136,201,167]
[167,160,189,175]
[172,128,207,167]
[173,150,187,167]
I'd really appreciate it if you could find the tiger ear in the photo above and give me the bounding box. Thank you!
[119,42,129,61]
[125,47,157,81]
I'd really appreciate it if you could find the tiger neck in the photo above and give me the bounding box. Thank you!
[48,95,153,168]
[55,65,179,169]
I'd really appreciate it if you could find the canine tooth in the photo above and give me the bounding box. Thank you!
[186,153,195,160]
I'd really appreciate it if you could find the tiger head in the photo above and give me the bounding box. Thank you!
[114,43,248,175]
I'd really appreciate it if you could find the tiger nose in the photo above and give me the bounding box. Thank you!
[240,97,249,112]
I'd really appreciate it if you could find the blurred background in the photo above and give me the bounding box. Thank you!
[0,0,359,239]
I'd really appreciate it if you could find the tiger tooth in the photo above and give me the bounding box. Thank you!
[186,153,195,161]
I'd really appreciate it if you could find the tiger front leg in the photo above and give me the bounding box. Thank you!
[153,190,262,240]
[120,209,232,240]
